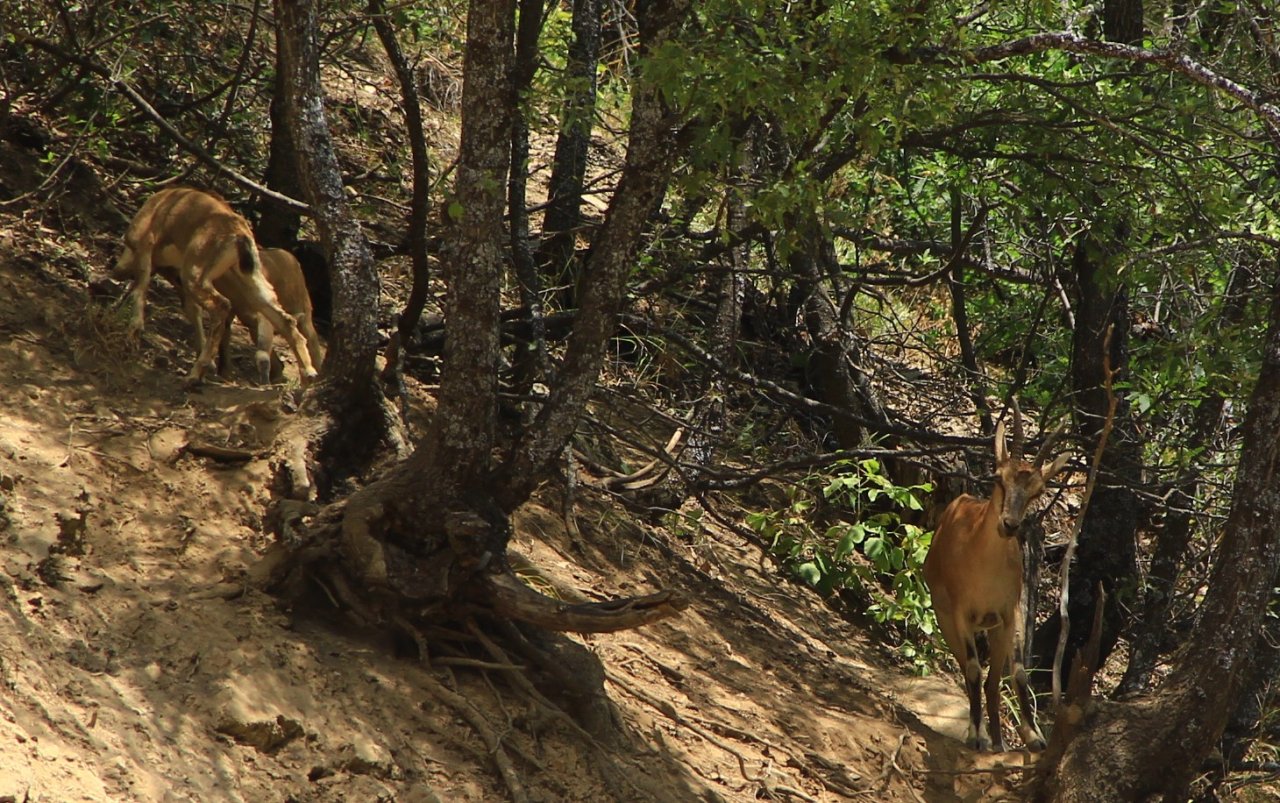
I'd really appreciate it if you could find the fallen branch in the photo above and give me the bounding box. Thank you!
[184,441,262,463]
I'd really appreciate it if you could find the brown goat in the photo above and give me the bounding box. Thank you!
[923,402,1069,752]
[206,248,325,385]
[114,187,319,385]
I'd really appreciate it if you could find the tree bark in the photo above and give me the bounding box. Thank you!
[1034,270,1280,803]
[428,0,514,493]
[1033,232,1140,681]
[276,0,391,478]
[538,0,602,305]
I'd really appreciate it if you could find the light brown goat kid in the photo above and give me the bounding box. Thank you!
[923,402,1069,752]
[205,248,325,385]
[114,187,319,385]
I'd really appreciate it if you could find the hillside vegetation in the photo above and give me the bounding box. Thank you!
[4,0,1280,801]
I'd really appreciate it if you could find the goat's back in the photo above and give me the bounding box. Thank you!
[122,187,245,253]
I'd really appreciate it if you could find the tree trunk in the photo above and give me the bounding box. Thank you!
[275,0,395,479]
[1033,271,1280,803]
[421,0,514,499]
[1033,232,1140,682]
[369,0,432,344]
[787,213,887,452]
[683,152,748,487]
[509,0,550,394]
[267,0,692,635]
[538,0,602,307]
[256,45,304,249]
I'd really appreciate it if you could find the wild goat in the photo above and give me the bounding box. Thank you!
[922,402,1069,752]
[203,248,325,385]
[114,187,319,385]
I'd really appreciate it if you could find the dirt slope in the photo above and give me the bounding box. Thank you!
[0,212,1027,802]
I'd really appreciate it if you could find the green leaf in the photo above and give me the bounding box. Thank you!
[797,561,822,587]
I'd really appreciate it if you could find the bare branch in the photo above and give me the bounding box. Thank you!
[11,30,309,212]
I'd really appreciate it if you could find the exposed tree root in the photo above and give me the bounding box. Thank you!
[419,673,529,803]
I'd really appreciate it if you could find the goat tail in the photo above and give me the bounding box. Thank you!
[236,235,261,275]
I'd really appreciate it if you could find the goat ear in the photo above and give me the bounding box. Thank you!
[1042,452,1071,481]
[994,420,1008,465]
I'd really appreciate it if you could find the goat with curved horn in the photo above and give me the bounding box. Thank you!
[923,400,1071,752]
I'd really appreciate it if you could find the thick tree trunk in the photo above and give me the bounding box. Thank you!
[428,0,513,492]
[1034,271,1280,803]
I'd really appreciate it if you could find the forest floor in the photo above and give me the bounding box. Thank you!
[0,153,1041,802]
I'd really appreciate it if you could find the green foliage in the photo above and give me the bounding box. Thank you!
[747,459,941,672]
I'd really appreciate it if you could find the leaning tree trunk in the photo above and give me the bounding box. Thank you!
[1031,269,1280,803]
[369,0,432,344]
[275,0,399,482]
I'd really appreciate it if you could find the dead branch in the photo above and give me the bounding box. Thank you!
[601,427,685,490]
[184,441,262,462]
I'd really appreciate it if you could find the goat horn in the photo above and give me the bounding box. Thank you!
[1010,398,1025,459]
[1033,423,1066,469]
